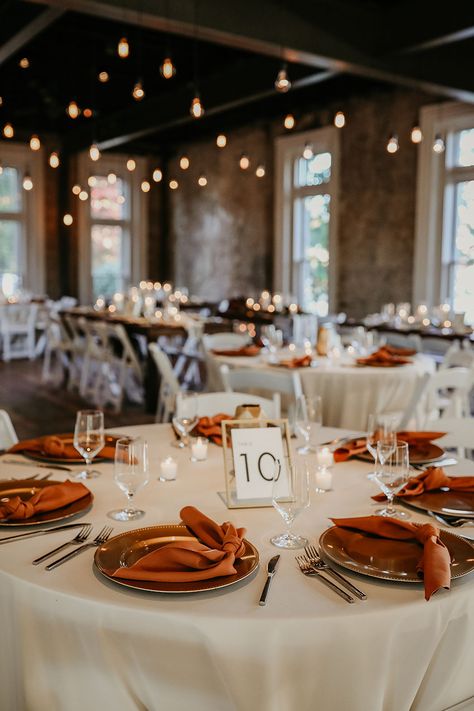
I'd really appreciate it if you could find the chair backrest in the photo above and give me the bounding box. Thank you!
[0,409,19,448]
[149,342,180,394]
[202,332,250,351]
[440,342,474,370]
[421,367,474,423]
[0,303,38,330]
[424,416,474,452]
[220,364,303,399]
[176,391,280,419]
[106,323,142,373]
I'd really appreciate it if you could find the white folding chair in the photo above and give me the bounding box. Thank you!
[0,409,18,448]
[202,332,251,392]
[149,342,181,422]
[439,341,474,370]
[220,364,302,418]
[417,367,474,427]
[176,391,280,419]
[99,323,144,412]
[41,312,74,384]
[424,416,474,459]
[0,303,39,361]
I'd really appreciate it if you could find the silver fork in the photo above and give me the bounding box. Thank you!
[428,511,474,528]
[32,524,93,565]
[305,544,367,600]
[45,526,113,570]
[296,555,355,603]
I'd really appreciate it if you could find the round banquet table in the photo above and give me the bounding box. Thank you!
[1,423,474,711]
[214,353,436,430]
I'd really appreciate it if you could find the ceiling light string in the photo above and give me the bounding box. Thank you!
[274,7,291,93]
[160,0,176,79]
[190,0,204,118]
[89,47,100,162]
[132,1,145,101]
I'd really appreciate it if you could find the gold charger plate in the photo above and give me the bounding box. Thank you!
[94,524,259,593]
[401,490,474,518]
[14,433,115,464]
[357,440,445,465]
[319,525,474,583]
[0,479,93,526]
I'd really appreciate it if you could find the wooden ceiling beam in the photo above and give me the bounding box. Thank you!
[0,6,65,66]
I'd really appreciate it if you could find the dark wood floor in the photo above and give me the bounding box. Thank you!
[0,359,155,439]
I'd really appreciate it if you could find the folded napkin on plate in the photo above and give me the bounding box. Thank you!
[111,506,247,583]
[334,438,368,462]
[192,414,233,445]
[356,348,412,367]
[211,345,262,357]
[276,355,313,369]
[380,345,418,357]
[331,515,451,600]
[8,434,117,461]
[372,466,474,500]
[0,480,91,521]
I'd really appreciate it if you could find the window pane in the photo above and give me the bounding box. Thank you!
[296,152,331,187]
[0,167,21,213]
[452,180,474,323]
[0,219,22,296]
[90,176,126,220]
[296,194,330,316]
[455,129,474,168]
[91,224,125,297]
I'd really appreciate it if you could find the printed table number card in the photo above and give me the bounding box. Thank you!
[219,420,290,508]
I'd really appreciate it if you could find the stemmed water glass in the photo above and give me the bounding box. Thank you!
[366,414,396,479]
[373,441,410,518]
[172,392,198,448]
[271,459,310,549]
[108,436,149,521]
[295,395,323,454]
[73,409,105,479]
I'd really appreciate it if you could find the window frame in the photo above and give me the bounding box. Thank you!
[274,126,340,313]
[414,101,474,313]
[77,152,148,303]
[0,142,45,295]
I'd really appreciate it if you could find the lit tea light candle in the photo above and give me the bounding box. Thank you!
[191,437,208,461]
[288,343,296,352]
[315,467,332,492]
[422,318,431,327]
[316,447,333,468]
[407,315,415,324]
[160,457,177,481]
[288,303,298,314]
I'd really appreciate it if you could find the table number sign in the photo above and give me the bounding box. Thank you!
[220,419,292,509]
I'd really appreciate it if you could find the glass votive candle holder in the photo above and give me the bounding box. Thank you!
[190,437,208,462]
[159,456,177,482]
[315,465,333,493]
[315,446,334,469]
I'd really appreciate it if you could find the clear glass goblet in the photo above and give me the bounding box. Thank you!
[366,413,396,480]
[373,441,410,518]
[108,436,149,521]
[73,409,105,480]
[295,395,323,455]
[172,392,198,448]
[271,459,310,549]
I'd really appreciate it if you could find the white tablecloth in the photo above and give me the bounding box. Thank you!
[1,423,474,711]
[215,354,436,429]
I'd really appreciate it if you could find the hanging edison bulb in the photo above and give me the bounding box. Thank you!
[255,165,266,178]
[411,125,423,144]
[216,134,227,148]
[190,95,204,119]
[334,111,346,128]
[19,57,30,69]
[239,154,250,170]
[126,158,136,172]
[132,79,145,101]
[29,135,41,151]
[83,108,93,118]
[49,151,60,168]
[141,180,151,193]
[72,184,81,195]
[152,168,162,182]
[66,101,80,119]
[22,173,33,191]
[160,57,176,79]
[303,143,313,160]
[107,172,117,184]
[274,65,291,93]
[88,176,97,187]
[98,71,109,83]
[79,190,89,201]
[198,174,207,187]
[179,156,190,170]
[386,134,399,154]
[89,143,101,161]
[3,123,14,138]
[169,179,178,190]
[433,134,445,153]
[63,214,73,226]
[118,37,129,58]
[284,114,295,130]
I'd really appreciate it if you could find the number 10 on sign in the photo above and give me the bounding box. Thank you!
[231,427,289,501]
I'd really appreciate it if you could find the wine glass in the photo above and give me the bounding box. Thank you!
[366,414,396,479]
[271,459,310,549]
[373,441,410,518]
[172,392,198,448]
[108,436,149,521]
[73,409,105,479]
[295,395,323,454]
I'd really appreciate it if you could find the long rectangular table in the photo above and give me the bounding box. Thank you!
[1,424,474,711]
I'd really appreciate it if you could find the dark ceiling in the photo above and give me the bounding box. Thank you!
[0,0,473,156]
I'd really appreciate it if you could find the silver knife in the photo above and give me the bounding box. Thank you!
[259,554,280,606]
[0,522,91,544]
[1,459,73,472]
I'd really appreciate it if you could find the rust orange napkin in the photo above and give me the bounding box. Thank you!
[192,414,233,445]
[8,434,117,461]
[381,345,418,357]
[0,481,91,521]
[331,515,451,600]
[356,348,412,367]
[373,467,474,500]
[333,438,368,462]
[276,355,313,368]
[111,506,247,583]
[211,345,262,357]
